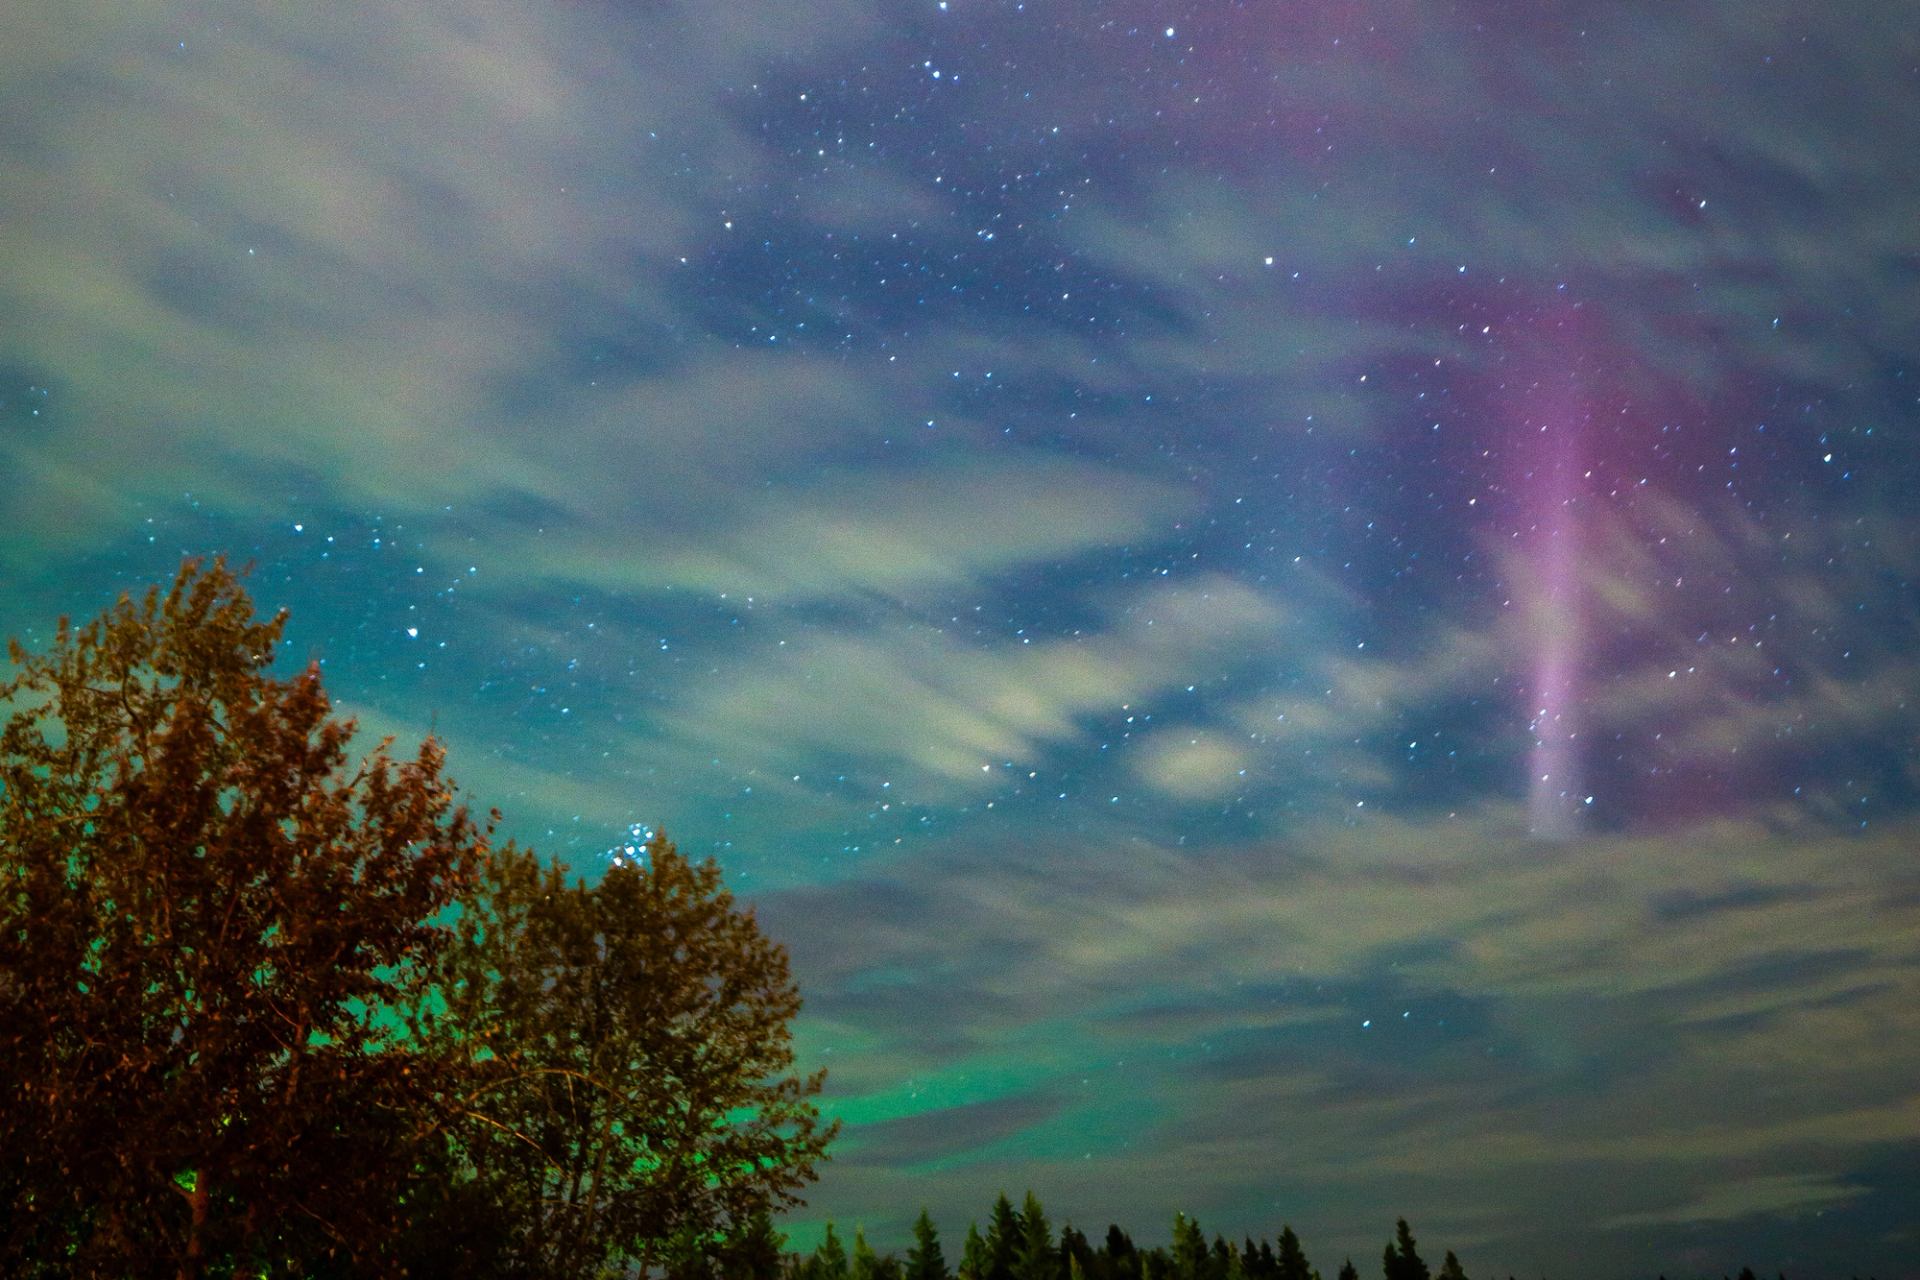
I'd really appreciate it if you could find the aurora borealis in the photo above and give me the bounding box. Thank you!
[3,0,1918,1274]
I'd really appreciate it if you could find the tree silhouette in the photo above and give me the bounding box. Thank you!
[1383,1221,1430,1280]
[986,1193,1022,1280]
[0,559,486,1277]
[853,1226,884,1280]
[1014,1191,1054,1280]
[960,1222,991,1280]
[1171,1213,1210,1280]
[1436,1251,1467,1280]
[907,1208,953,1280]
[1277,1225,1313,1280]
[809,1222,851,1280]
[1213,1234,1242,1280]
[1062,1224,1095,1280]
[716,1208,787,1279]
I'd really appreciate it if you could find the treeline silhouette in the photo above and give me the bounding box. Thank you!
[762,1200,1452,1280]
[752,1194,1857,1280]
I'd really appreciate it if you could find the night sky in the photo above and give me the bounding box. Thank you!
[4,1,1919,1275]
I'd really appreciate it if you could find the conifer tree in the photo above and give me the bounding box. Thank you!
[907,1208,952,1280]
[814,1223,851,1280]
[854,1226,883,1280]
[1062,1224,1095,1278]
[718,1209,787,1279]
[960,1223,992,1280]
[1436,1252,1467,1280]
[1106,1223,1140,1280]
[987,1194,1023,1280]
[1014,1192,1054,1280]
[1215,1235,1246,1280]
[1383,1221,1429,1280]
[1338,1259,1360,1280]
[1277,1226,1312,1280]
[1171,1214,1210,1280]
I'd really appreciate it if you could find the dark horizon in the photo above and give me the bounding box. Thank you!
[3,0,1917,1275]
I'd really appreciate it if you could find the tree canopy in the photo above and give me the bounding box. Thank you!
[0,559,833,1277]
[0,559,486,1274]
[424,834,834,1278]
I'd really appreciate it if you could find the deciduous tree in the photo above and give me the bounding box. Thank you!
[426,832,835,1278]
[0,559,485,1277]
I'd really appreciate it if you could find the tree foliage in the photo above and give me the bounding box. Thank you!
[1276,1226,1313,1280]
[809,1222,851,1280]
[1014,1191,1054,1280]
[423,833,835,1278]
[906,1207,952,1280]
[0,559,833,1277]
[986,1192,1022,1280]
[0,559,486,1275]
[1171,1213,1210,1280]
[959,1222,991,1280]
[1383,1220,1431,1280]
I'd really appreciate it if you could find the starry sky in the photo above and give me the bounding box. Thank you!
[3,1,1919,1275]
